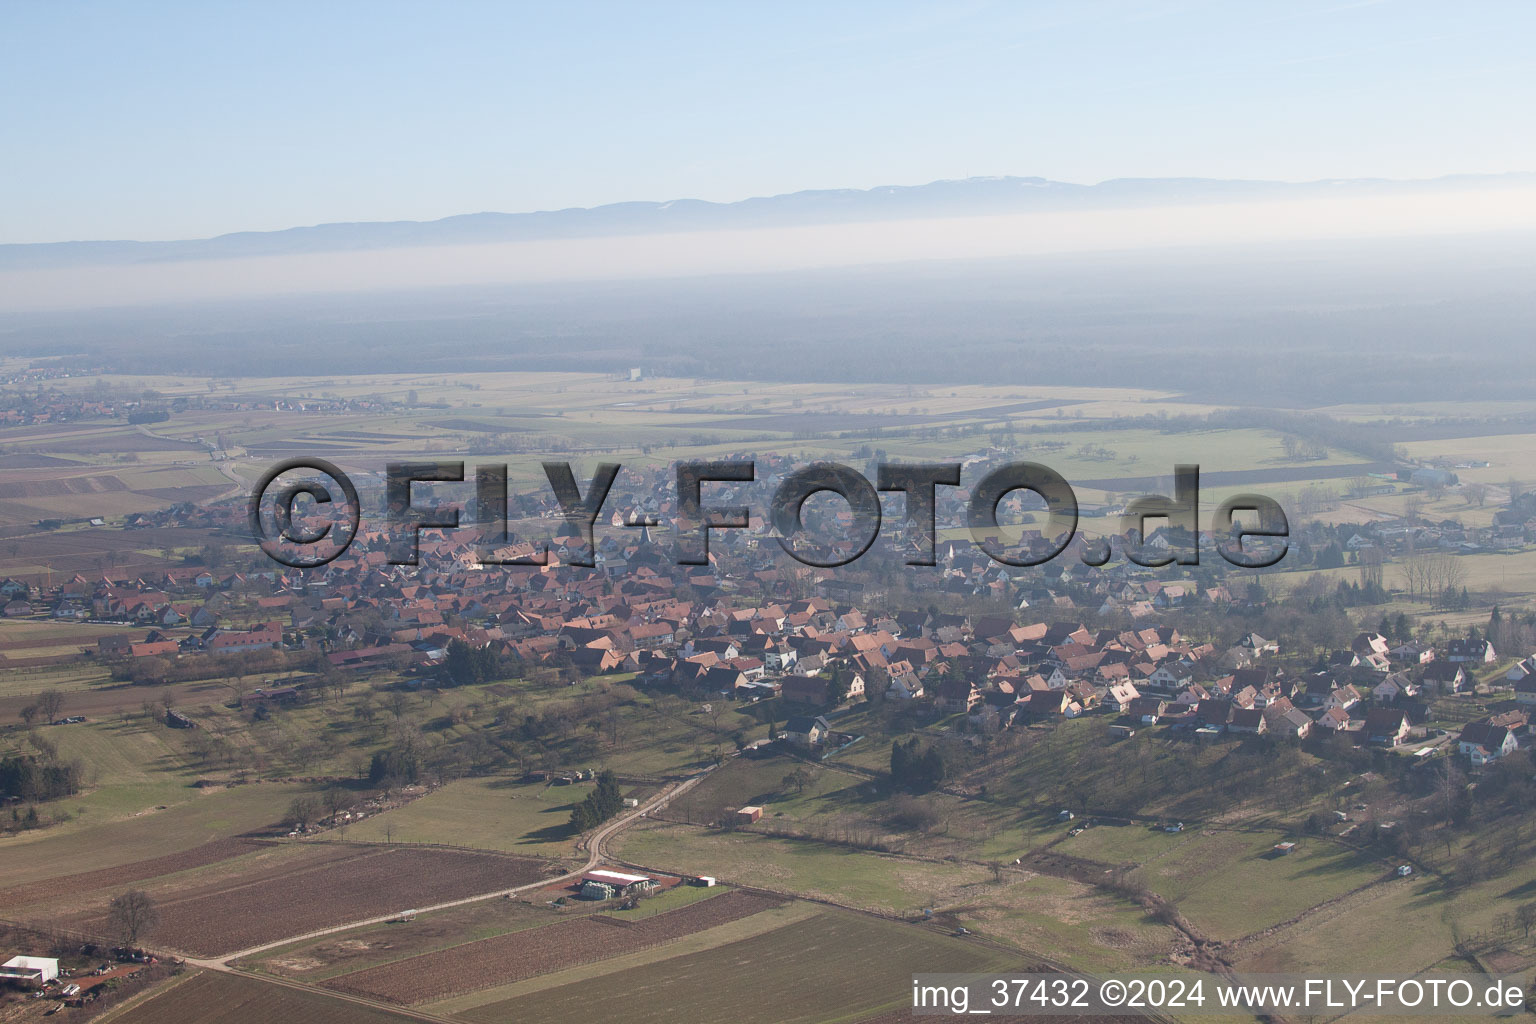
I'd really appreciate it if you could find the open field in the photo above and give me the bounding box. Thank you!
[0,836,263,911]
[1105,827,1386,942]
[0,779,314,886]
[67,844,557,956]
[447,905,1020,1024]
[323,776,634,859]
[240,879,721,982]
[613,819,1002,915]
[323,889,781,1005]
[104,970,417,1024]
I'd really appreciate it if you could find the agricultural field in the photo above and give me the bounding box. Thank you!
[322,889,782,1005]
[66,844,558,956]
[443,905,1021,1024]
[240,880,720,981]
[104,970,418,1024]
[0,779,316,887]
[0,369,1428,544]
[0,836,263,911]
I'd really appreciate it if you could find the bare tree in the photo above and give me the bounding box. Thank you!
[322,786,353,822]
[107,890,158,946]
[1358,545,1384,590]
[1464,481,1488,508]
[388,690,410,720]
[288,794,319,830]
[226,676,250,707]
[37,689,64,725]
[19,703,38,727]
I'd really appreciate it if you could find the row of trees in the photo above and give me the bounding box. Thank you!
[16,688,67,727]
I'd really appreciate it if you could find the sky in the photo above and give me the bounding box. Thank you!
[4,0,1535,244]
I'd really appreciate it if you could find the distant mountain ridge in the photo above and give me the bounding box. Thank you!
[5,172,1532,271]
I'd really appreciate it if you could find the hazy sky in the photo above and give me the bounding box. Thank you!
[5,1,1534,244]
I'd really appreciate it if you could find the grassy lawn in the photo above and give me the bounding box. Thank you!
[327,776,595,857]
[614,820,999,915]
[0,778,312,886]
[1133,829,1386,942]
[957,870,1180,975]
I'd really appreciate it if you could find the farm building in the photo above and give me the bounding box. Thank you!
[0,955,59,987]
[579,869,656,901]
[736,805,764,824]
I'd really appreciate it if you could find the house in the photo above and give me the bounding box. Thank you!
[1270,707,1314,740]
[1127,696,1168,724]
[1390,642,1435,665]
[1446,637,1497,664]
[1238,632,1279,656]
[1024,689,1072,718]
[1515,676,1536,707]
[1372,673,1418,703]
[206,622,282,653]
[1458,720,1519,764]
[1314,706,1355,733]
[1351,632,1392,658]
[886,672,924,701]
[933,676,982,714]
[1106,681,1140,713]
[782,714,830,748]
[1422,662,1471,695]
[1324,685,1363,712]
[782,674,832,706]
[1229,707,1267,734]
[1364,708,1410,746]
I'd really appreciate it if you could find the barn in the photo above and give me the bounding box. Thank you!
[579,869,656,901]
[1,955,59,987]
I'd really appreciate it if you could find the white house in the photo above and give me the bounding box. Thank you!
[1458,721,1519,764]
[1506,657,1536,684]
[886,672,925,701]
[1372,672,1418,702]
[1107,681,1140,712]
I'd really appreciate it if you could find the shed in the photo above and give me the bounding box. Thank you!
[0,956,59,986]
[736,805,764,824]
